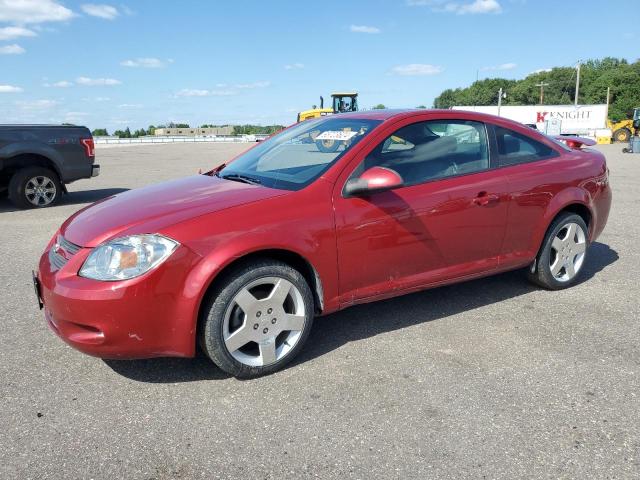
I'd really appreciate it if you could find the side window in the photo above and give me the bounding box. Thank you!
[359,120,489,186]
[494,126,558,166]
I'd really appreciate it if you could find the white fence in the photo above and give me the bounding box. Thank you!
[95,135,262,145]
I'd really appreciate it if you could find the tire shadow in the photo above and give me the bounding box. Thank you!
[0,188,128,213]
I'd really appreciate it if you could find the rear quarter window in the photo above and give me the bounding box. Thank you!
[494,126,558,167]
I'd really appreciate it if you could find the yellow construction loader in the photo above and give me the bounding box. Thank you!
[608,107,640,142]
[297,92,358,122]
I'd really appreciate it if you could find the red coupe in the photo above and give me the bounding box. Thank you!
[36,109,612,377]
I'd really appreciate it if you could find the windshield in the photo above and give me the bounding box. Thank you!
[218,117,381,190]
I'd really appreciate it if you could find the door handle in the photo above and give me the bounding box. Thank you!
[473,192,499,206]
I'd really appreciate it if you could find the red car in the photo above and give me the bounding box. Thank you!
[36,110,612,377]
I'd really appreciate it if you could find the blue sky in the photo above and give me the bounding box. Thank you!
[0,0,634,131]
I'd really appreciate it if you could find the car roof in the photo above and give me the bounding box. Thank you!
[334,108,508,122]
[330,108,564,152]
[335,108,537,130]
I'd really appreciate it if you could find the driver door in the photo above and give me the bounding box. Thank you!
[333,118,509,305]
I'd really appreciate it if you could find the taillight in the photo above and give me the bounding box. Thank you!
[80,138,95,158]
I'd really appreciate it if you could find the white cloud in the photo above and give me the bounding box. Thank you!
[390,63,443,76]
[0,43,25,54]
[120,57,167,68]
[16,99,58,109]
[176,89,236,97]
[481,62,517,71]
[530,68,552,74]
[80,3,118,19]
[350,24,381,34]
[47,80,73,87]
[63,111,89,123]
[0,26,37,40]
[118,103,142,108]
[234,81,270,89]
[407,0,502,14]
[0,0,74,24]
[0,84,23,93]
[284,63,304,70]
[76,76,121,86]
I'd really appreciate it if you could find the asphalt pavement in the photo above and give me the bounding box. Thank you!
[0,142,637,479]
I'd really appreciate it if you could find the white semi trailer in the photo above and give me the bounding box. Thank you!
[451,104,608,137]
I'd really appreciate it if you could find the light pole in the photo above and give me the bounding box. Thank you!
[497,88,507,116]
[574,61,581,106]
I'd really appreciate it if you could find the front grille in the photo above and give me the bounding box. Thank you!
[48,235,82,271]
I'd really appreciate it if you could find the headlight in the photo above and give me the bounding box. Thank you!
[79,234,179,281]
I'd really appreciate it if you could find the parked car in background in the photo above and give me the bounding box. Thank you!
[35,109,611,378]
[0,125,99,208]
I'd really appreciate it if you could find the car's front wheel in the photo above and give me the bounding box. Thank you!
[200,259,314,378]
[528,212,589,290]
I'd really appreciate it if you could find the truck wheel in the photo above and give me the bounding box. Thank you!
[315,139,340,153]
[8,167,62,209]
[613,128,631,143]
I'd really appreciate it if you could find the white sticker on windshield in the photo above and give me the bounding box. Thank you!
[315,130,358,141]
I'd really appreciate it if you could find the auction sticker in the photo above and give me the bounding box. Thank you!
[315,131,358,141]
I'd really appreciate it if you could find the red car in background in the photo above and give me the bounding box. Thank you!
[36,109,612,378]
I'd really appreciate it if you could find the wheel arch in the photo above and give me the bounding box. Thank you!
[532,188,595,256]
[0,153,63,185]
[192,247,325,348]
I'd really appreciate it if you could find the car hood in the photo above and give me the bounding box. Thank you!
[61,175,288,247]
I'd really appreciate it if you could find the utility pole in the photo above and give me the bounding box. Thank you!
[497,87,506,116]
[574,61,581,106]
[535,81,549,105]
[605,86,610,127]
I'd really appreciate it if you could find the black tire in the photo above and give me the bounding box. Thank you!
[315,139,341,153]
[200,259,315,378]
[527,212,589,290]
[8,166,62,209]
[613,128,631,143]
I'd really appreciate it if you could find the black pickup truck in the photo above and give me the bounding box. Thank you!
[0,125,100,209]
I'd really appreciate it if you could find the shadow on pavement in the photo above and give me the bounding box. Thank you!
[59,188,129,206]
[106,241,618,383]
[104,354,231,383]
[0,188,128,213]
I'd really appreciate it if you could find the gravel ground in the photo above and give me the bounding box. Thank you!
[0,143,637,479]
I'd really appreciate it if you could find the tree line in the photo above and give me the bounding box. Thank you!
[93,123,284,138]
[432,57,640,122]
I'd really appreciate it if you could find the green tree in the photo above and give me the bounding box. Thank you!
[91,128,109,136]
[432,57,640,121]
[232,124,285,135]
[372,104,386,109]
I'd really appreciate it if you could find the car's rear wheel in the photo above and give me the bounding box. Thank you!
[528,212,588,290]
[200,260,314,378]
[8,166,62,209]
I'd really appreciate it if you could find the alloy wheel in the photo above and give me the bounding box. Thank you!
[223,276,306,367]
[549,222,586,282]
[25,176,57,207]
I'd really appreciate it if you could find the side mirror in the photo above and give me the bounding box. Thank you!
[344,166,404,197]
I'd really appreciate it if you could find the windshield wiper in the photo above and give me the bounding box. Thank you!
[220,173,262,185]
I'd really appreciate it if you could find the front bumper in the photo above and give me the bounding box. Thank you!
[37,240,199,359]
